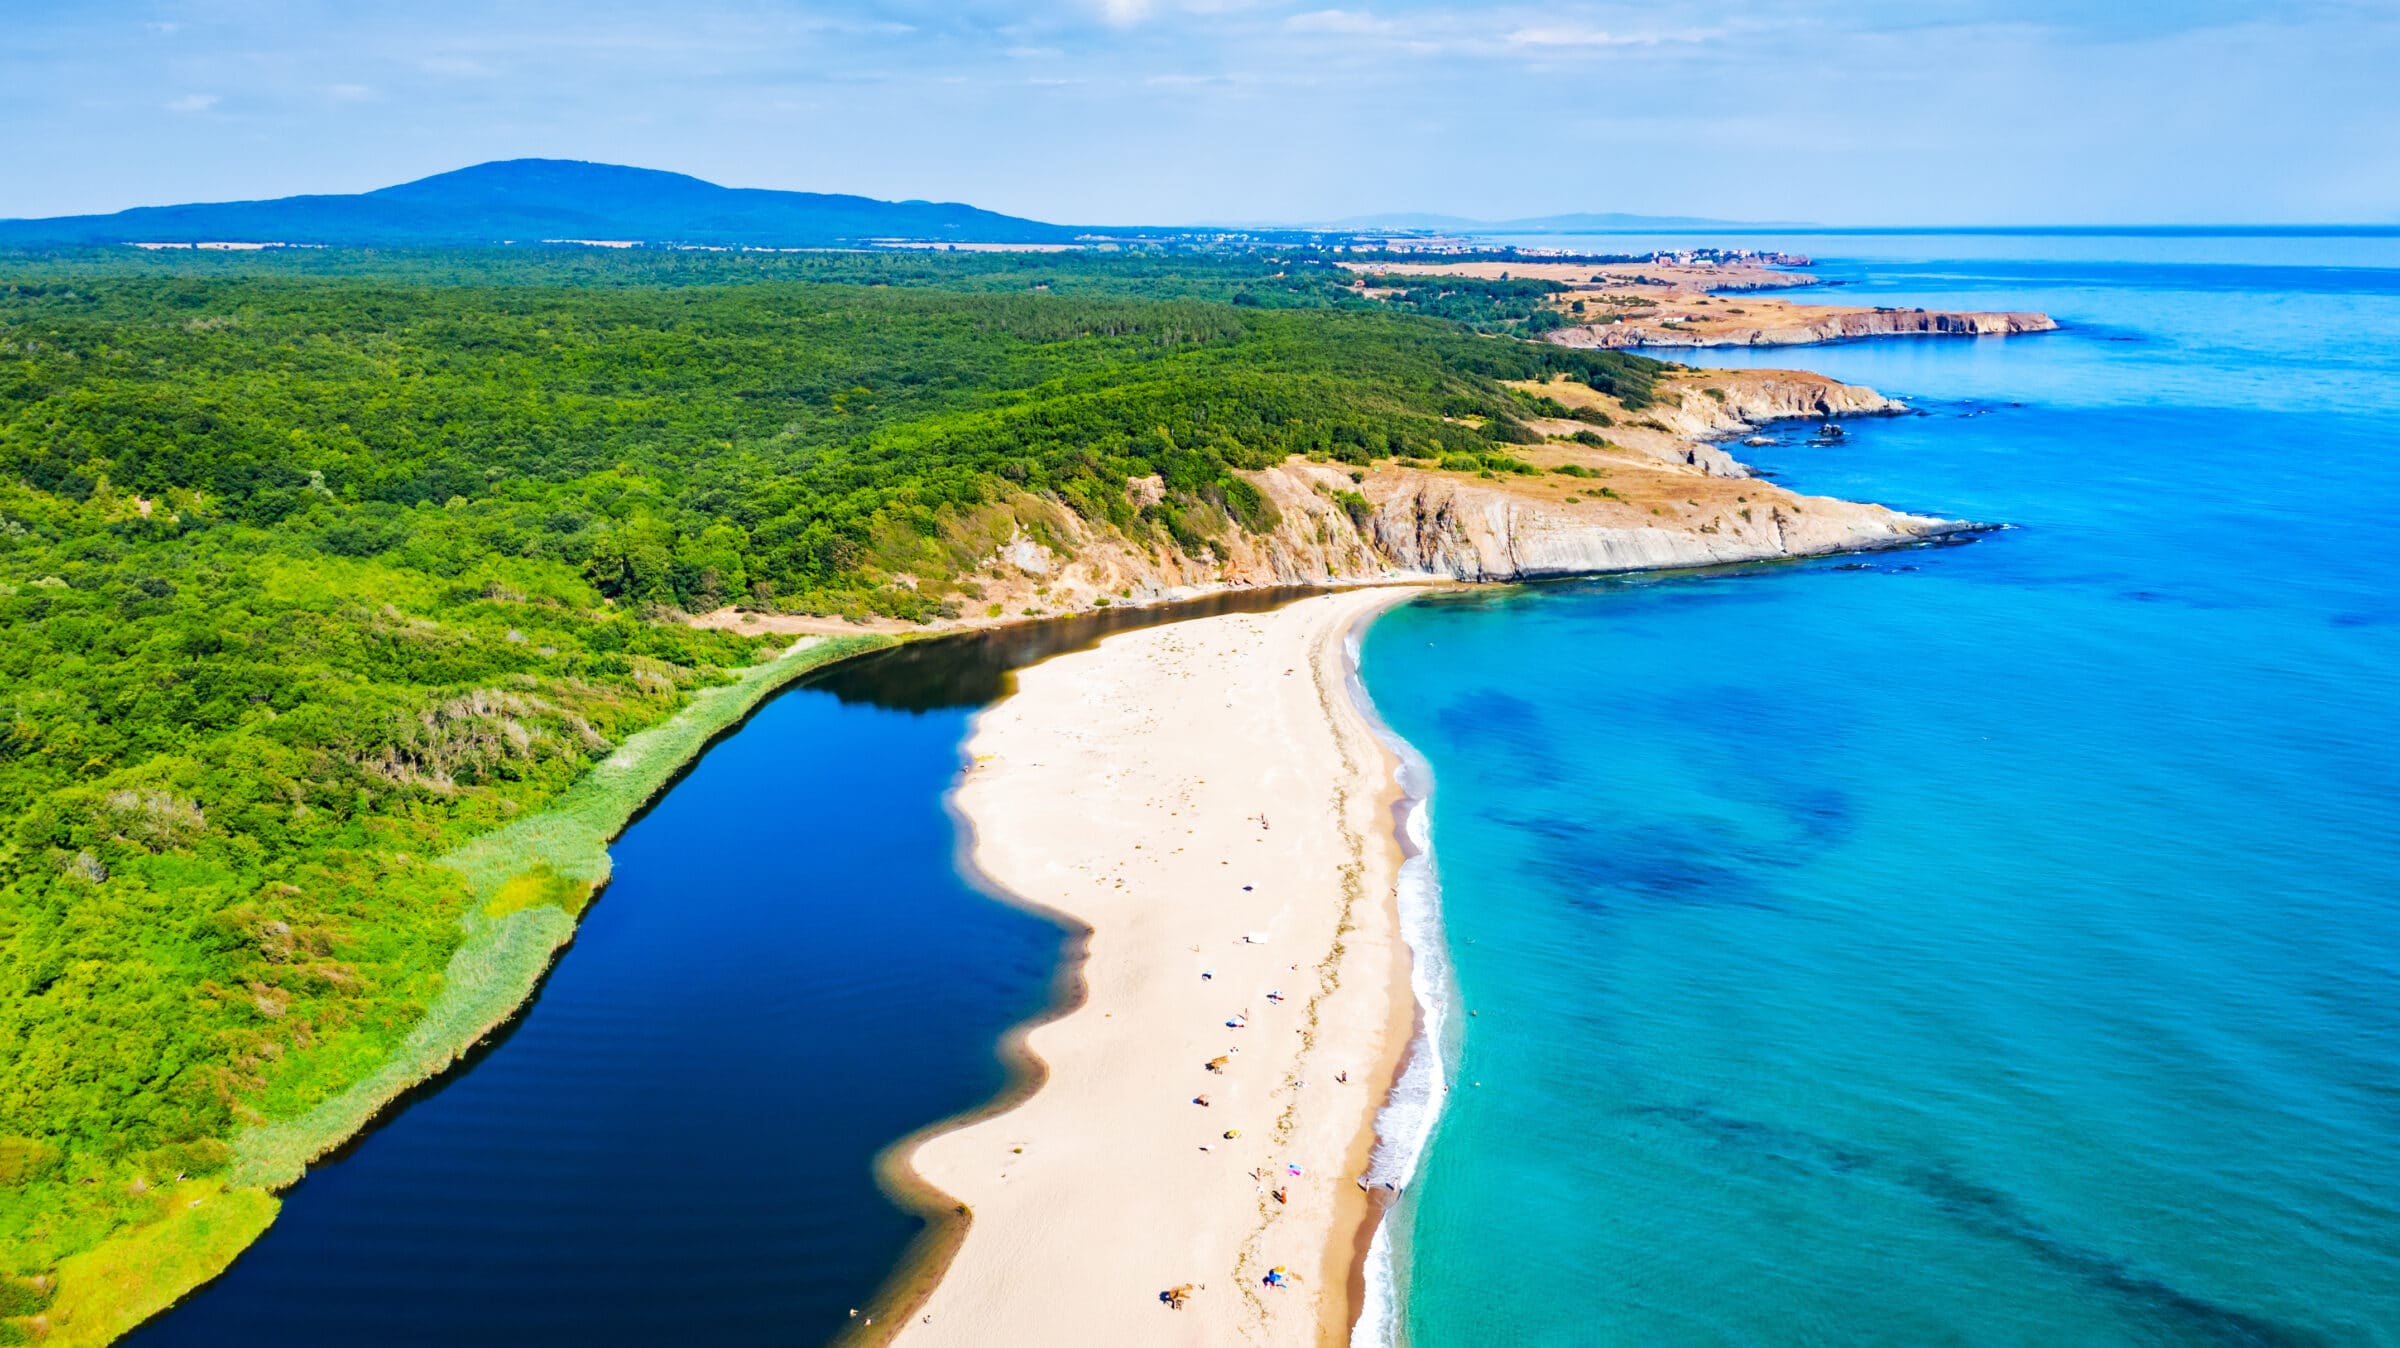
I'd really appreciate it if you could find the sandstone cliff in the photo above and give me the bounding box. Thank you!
[1552,303,2058,350]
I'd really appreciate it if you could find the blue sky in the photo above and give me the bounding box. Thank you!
[3,0,2394,225]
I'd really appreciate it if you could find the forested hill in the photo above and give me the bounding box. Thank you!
[0,159,1081,248]
[0,246,1663,1336]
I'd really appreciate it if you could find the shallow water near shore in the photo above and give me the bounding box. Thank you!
[1359,236,2400,1344]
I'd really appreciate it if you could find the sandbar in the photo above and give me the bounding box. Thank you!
[892,586,1426,1345]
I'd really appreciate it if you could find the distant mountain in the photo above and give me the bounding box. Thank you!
[0,159,1080,248]
[1320,210,1799,233]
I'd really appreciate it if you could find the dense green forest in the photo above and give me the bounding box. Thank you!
[0,247,1663,1329]
[11,243,1585,329]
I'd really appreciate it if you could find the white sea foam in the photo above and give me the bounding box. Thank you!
[1343,623,1457,1348]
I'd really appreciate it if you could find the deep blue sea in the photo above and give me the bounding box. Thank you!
[1359,234,2400,1344]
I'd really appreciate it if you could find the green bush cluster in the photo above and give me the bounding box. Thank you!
[1350,273,1571,334]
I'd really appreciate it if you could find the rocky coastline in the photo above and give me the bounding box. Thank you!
[1551,303,2058,349]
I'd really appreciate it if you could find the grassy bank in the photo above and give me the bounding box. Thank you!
[43,632,894,1344]
[234,631,891,1188]
[32,1184,277,1348]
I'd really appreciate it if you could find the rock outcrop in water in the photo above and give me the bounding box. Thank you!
[1641,369,1908,449]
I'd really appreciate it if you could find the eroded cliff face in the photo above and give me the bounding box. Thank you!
[1238,453,1968,580]
[1552,304,2058,350]
[1642,369,1906,440]
[1024,369,1959,588]
[699,368,1976,638]
[1512,366,1908,481]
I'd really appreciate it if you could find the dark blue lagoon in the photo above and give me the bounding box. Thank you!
[1361,235,2400,1344]
[132,594,1311,1345]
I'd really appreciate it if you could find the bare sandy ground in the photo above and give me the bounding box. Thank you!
[893,586,1424,1346]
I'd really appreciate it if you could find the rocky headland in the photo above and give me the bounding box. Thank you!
[1550,300,2058,349]
[700,367,1976,639]
[1337,256,2057,351]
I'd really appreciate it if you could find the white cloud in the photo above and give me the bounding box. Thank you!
[1506,23,1716,48]
[1093,0,1274,27]
[164,93,219,114]
[325,83,375,102]
[1286,9,1396,36]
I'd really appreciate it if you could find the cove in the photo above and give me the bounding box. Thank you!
[132,589,1321,1346]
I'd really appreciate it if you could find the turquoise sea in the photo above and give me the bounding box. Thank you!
[1358,234,2400,1345]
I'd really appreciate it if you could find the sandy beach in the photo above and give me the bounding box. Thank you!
[892,586,1426,1345]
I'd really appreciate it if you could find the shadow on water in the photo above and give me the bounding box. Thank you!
[1635,1102,2326,1347]
[799,585,1328,711]
[1392,538,1983,621]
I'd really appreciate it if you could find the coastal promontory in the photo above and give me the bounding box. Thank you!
[1344,256,2058,350]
